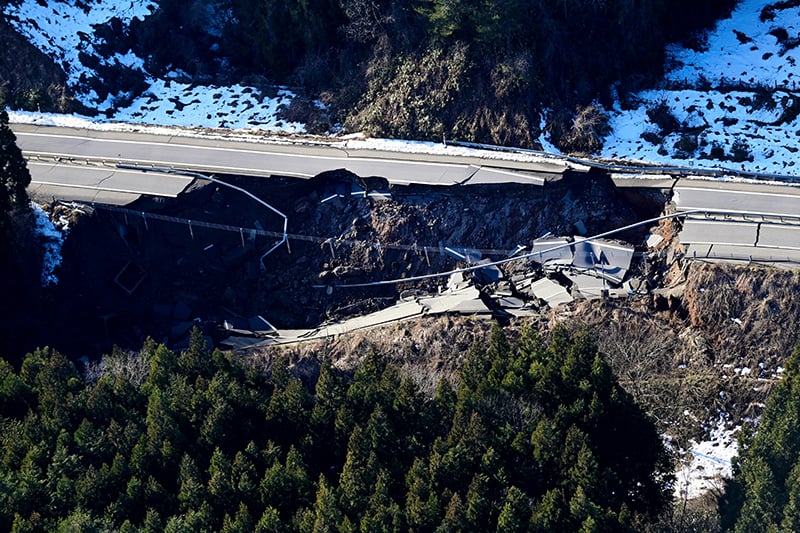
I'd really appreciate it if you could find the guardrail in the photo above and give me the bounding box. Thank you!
[119,165,289,267]
[449,140,800,185]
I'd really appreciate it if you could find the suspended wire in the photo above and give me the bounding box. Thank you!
[329,210,706,288]
[88,203,519,256]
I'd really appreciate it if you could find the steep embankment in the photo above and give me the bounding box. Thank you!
[244,243,795,467]
[0,19,81,112]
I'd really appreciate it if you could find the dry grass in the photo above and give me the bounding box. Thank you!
[242,316,495,396]
[684,263,800,368]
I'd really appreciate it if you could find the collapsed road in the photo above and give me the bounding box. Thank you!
[16,124,800,357]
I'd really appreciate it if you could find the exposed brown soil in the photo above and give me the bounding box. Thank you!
[25,168,650,360]
[22,166,799,448]
[246,259,793,447]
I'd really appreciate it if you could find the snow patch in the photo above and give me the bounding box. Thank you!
[111,80,305,131]
[4,0,156,99]
[674,416,738,501]
[2,0,305,133]
[31,203,65,286]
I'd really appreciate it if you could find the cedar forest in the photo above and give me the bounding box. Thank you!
[3,0,800,531]
[0,326,672,531]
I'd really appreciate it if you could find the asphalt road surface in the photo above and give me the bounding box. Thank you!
[679,219,760,246]
[674,182,800,218]
[26,161,194,205]
[14,125,569,206]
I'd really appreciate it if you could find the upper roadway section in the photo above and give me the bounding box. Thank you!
[14,124,572,205]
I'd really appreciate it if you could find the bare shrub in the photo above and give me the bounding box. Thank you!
[673,133,699,159]
[729,138,753,162]
[647,492,721,533]
[243,316,493,397]
[647,101,680,135]
[490,53,533,101]
[90,347,150,387]
[280,96,332,134]
[346,43,471,141]
[340,0,387,43]
[552,104,610,154]
[684,263,800,368]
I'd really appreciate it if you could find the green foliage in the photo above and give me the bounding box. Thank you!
[721,341,800,532]
[225,0,345,79]
[0,325,670,531]
[0,107,31,233]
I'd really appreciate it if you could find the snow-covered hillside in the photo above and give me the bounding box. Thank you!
[603,0,800,176]
[3,0,305,132]
[5,0,800,177]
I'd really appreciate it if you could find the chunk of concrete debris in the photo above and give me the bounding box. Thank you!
[564,273,608,299]
[623,278,647,293]
[646,233,664,248]
[447,272,470,291]
[492,281,514,297]
[572,239,634,283]
[529,278,574,307]
[496,296,525,309]
[248,315,278,336]
[474,258,503,284]
[223,318,253,335]
[530,238,573,266]
[422,286,489,315]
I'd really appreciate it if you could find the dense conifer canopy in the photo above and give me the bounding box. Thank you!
[0,326,672,531]
[721,342,800,532]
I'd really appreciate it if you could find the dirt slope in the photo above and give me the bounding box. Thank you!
[0,19,83,112]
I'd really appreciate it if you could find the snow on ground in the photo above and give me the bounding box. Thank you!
[4,0,156,97]
[602,0,800,176]
[340,134,574,165]
[665,0,800,88]
[3,0,305,132]
[31,202,65,286]
[112,81,304,131]
[674,416,739,501]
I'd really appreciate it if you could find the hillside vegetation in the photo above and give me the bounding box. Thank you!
[122,0,735,148]
[720,342,800,531]
[0,327,672,532]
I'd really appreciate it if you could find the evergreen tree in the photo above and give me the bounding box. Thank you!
[0,107,30,226]
[207,448,234,511]
[338,425,376,519]
[359,470,403,533]
[781,462,800,531]
[436,492,468,533]
[255,506,285,533]
[496,486,530,533]
[722,341,800,531]
[221,502,254,533]
[405,457,441,532]
[177,454,206,511]
[307,475,342,533]
[0,328,671,531]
